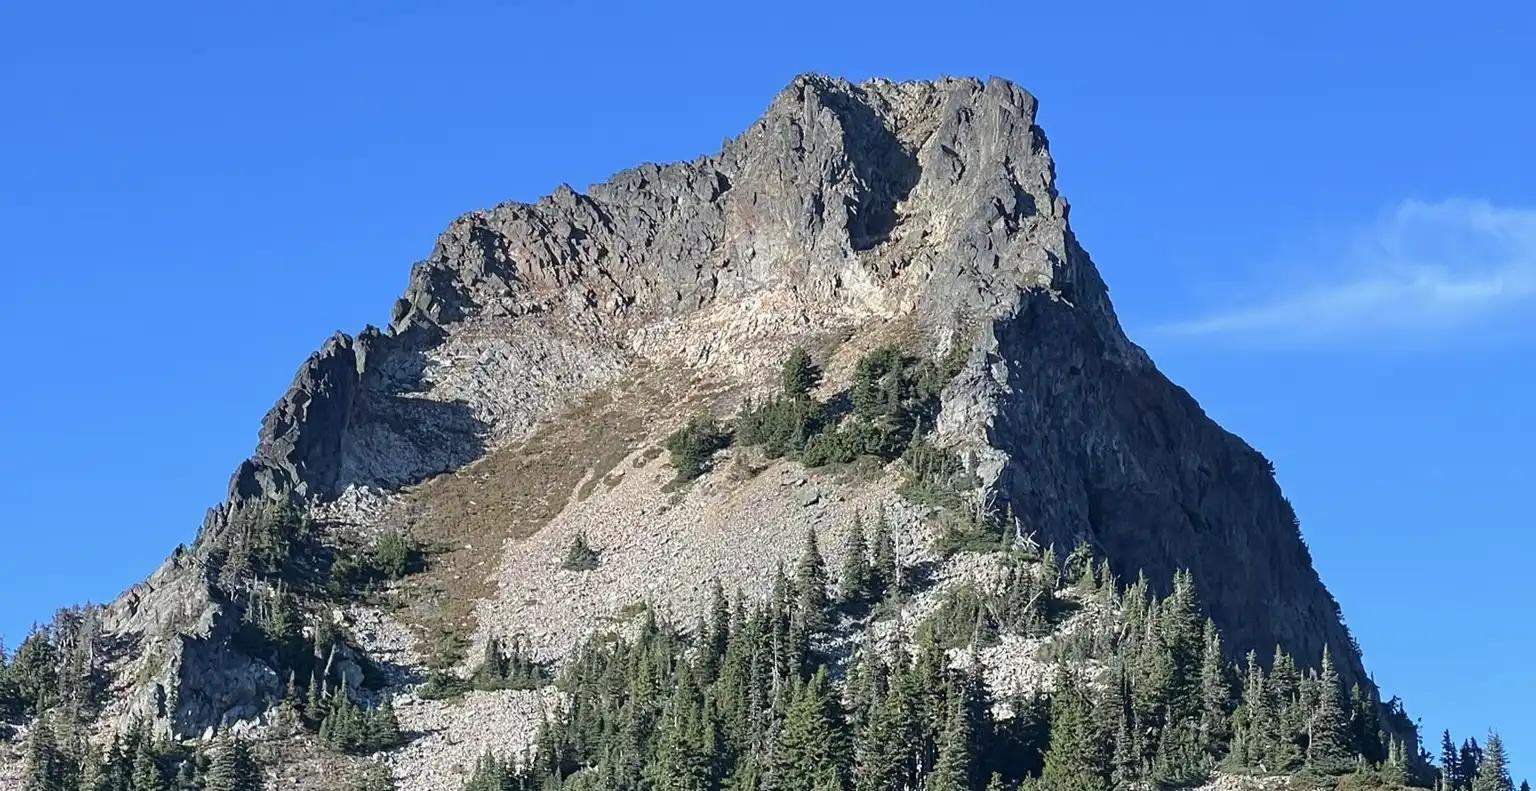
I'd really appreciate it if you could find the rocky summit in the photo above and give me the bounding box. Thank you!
[0,75,1417,791]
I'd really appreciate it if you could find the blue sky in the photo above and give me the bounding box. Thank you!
[1,0,1530,778]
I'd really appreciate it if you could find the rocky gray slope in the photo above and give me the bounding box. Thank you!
[92,73,1368,744]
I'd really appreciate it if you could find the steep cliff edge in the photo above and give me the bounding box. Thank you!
[88,74,1369,745]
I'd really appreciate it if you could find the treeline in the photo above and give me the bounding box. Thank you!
[419,634,552,701]
[15,683,398,790]
[18,721,263,791]
[206,500,420,607]
[8,503,1525,791]
[442,517,1524,791]
[5,499,417,789]
[0,606,109,725]
[215,501,421,756]
[666,344,972,501]
[1438,730,1520,791]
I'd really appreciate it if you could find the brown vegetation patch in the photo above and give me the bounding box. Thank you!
[388,368,694,656]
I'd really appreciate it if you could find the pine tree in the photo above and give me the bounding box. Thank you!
[131,742,167,791]
[1266,649,1303,771]
[1162,571,1205,721]
[1517,781,1529,791]
[1463,739,1486,791]
[925,697,974,791]
[1067,542,1096,592]
[463,750,510,791]
[1348,683,1385,766]
[79,744,111,791]
[795,529,832,632]
[561,532,600,572]
[1231,650,1270,771]
[771,668,847,791]
[306,671,325,727]
[782,347,823,399]
[204,733,263,791]
[1197,620,1233,755]
[1472,732,1513,791]
[1443,731,1463,790]
[871,509,898,601]
[1041,667,1109,791]
[1382,738,1409,786]
[701,579,731,684]
[839,515,873,605]
[283,670,305,722]
[649,663,713,791]
[855,661,917,791]
[23,716,73,791]
[368,695,403,751]
[1306,645,1352,774]
[105,732,133,791]
[1107,662,1140,786]
[9,629,59,716]
[1151,719,1207,788]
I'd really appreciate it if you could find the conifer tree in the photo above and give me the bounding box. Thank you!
[78,744,111,791]
[369,695,403,750]
[1305,646,1352,775]
[1161,570,1205,723]
[1463,739,1486,791]
[1041,668,1109,791]
[1151,719,1207,788]
[1266,649,1303,771]
[1348,683,1385,766]
[839,515,873,605]
[10,628,59,716]
[855,660,917,791]
[842,649,880,737]
[0,638,10,707]
[649,663,713,791]
[105,733,133,791]
[1382,738,1410,786]
[871,510,898,601]
[1472,733,1513,791]
[1443,731,1462,790]
[771,668,847,791]
[1517,781,1529,791]
[306,671,326,727]
[1107,662,1140,786]
[1130,622,1175,753]
[701,579,731,683]
[782,347,823,399]
[1197,620,1233,754]
[131,741,167,791]
[1231,651,1269,770]
[795,529,832,632]
[283,670,304,721]
[23,715,73,791]
[925,697,974,791]
[1067,542,1096,592]
[463,750,510,791]
[204,733,262,791]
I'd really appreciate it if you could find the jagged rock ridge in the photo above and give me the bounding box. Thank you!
[97,74,1367,742]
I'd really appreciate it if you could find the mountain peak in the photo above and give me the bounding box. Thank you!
[3,76,1403,790]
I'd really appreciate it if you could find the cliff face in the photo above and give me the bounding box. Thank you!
[99,74,1368,738]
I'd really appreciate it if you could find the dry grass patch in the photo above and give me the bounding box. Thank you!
[390,368,701,657]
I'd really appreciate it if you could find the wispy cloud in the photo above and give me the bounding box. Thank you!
[1161,199,1536,344]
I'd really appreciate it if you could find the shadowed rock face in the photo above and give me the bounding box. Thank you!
[104,74,1372,736]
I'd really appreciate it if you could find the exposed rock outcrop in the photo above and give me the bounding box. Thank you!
[90,74,1374,749]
